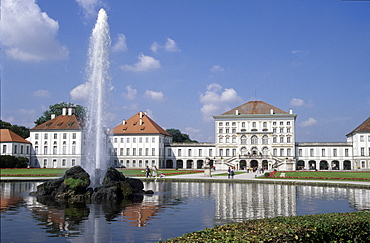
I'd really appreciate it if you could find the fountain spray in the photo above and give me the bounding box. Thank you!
[82,9,111,186]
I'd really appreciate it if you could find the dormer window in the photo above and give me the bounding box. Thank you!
[45,122,52,127]
[56,122,63,127]
[67,122,74,127]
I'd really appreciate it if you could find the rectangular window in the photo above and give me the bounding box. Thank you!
[139,137,142,143]
[345,149,349,157]
[168,149,172,156]
[145,148,149,156]
[72,145,76,155]
[54,133,57,139]
[72,133,76,139]
[114,138,117,143]
[198,149,202,157]
[44,133,48,139]
[35,133,39,139]
[72,159,75,166]
[188,149,192,156]
[63,133,67,139]
[360,135,364,142]
[209,149,213,157]
[299,149,302,157]
[120,148,123,156]
[333,149,337,157]
[43,159,47,167]
[114,148,117,155]
[133,138,136,143]
[2,145,6,153]
[219,149,223,157]
[152,137,155,143]
[126,148,130,156]
[232,149,236,156]
[152,148,155,156]
[310,149,314,157]
[62,159,66,166]
[226,149,229,157]
[127,137,130,143]
[322,149,325,157]
[121,138,124,143]
[287,148,291,157]
[44,146,48,154]
[139,148,142,156]
[63,145,66,154]
[361,147,365,156]
[287,137,291,143]
[133,148,136,156]
[280,149,284,156]
[146,137,149,143]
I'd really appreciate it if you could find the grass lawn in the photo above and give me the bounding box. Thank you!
[272,171,370,180]
[0,168,203,177]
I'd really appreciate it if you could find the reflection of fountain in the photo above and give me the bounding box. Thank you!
[82,8,111,186]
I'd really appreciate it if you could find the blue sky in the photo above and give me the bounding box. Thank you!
[1,0,369,142]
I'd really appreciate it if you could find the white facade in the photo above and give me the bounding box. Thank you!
[1,141,31,159]
[24,104,370,171]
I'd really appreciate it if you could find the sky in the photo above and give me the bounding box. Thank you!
[1,0,369,143]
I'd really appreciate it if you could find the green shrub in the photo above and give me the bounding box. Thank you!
[0,155,29,168]
[264,172,270,177]
[161,212,370,242]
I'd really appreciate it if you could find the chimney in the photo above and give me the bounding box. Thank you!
[51,114,56,119]
[68,107,75,116]
[62,107,67,116]
[289,109,293,114]
[139,112,143,125]
[122,119,126,125]
[235,109,239,115]
[270,109,274,114]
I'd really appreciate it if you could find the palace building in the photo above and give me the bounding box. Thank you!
[4,100,368,171]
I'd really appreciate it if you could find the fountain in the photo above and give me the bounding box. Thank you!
[82,8,111,187]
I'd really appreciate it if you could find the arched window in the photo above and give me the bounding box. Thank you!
[240,147,247,155]
[262,147,269,155]
[262,135,268,144]
[241,135,247,145]
[251,135,258,144]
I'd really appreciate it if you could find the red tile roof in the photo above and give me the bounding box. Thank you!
[347,117,370,136]
[0,129,31,144]
[31,114,83,130]
[111,112,171,136]
[221,101,288,115]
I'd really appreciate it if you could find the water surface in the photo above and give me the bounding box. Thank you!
[1,181,369,243]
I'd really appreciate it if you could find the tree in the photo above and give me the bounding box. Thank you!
[34,102,86,125]
[0,120,30,138]
[166,128,198,143]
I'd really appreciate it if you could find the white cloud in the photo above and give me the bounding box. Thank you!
[75,0,102,19]
[210,65,224,72]
[32,89,51,98]
[121,53,160,72]
[289,98,314,108]
[19,109,37,116]
[144,90,164,101]
[144,109,155,119]
[122,85,137,100]
[70,82,92,101]
[290,98,305,107]
[185,127,201,134]
[112,33,127,52]
[164,38,181,52]
[200,83,243,122]
[1,0,69,62]
[150,38,181,53]
[299,117,318,127]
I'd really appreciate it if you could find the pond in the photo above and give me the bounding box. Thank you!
[1,181,369,243]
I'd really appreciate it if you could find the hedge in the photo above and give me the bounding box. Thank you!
[161,211,370,242]
[0,155,29,168]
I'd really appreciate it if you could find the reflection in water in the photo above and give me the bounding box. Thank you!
[1,181,369,243]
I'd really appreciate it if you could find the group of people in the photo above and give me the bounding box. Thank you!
[145,166,164,178]
[227,167,235,179]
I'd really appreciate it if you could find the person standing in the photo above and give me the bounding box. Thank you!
[227,167,231,179]
[152,166,158,178]
[231,168,235,179]
[145,166,151,178]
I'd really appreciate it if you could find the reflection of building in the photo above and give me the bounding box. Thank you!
[213,183,297,223]
[23,100,370,171]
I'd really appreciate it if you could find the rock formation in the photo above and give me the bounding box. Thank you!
[30,166,150,203]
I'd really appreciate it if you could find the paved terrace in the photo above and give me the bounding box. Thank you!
[2,170,370,189]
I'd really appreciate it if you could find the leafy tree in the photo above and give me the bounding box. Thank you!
[0,155,29,168]
[166,128,198,143]
[0,120,30,138]
[34,102,86,125]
